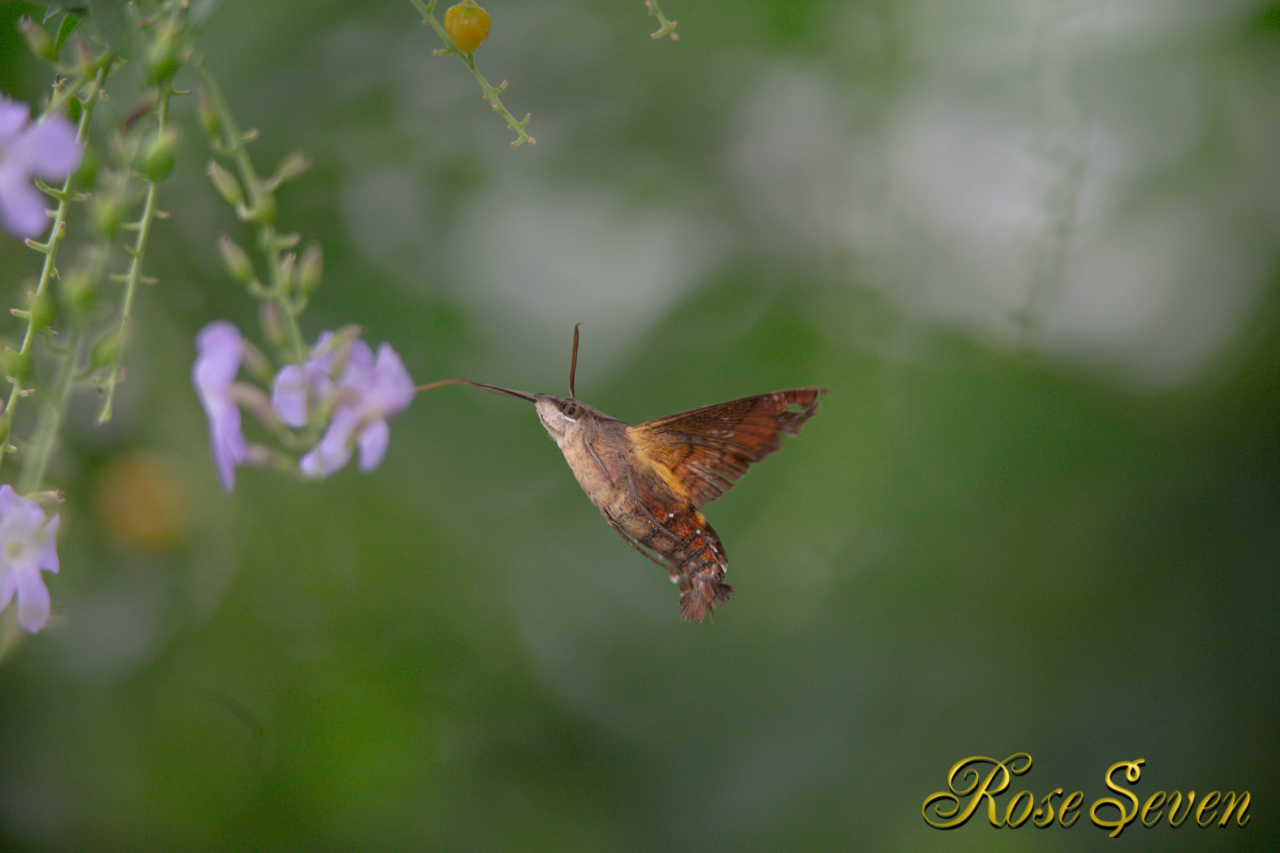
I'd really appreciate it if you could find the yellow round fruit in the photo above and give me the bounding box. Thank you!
[444,1,491,54]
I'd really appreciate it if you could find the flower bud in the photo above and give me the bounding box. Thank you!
[217,235,255,283]
[197,91,221,139]
[146,20,188,86]
[60,264,100,317]
[298,243,323,296]
[244,180,276,225]
[445,1,491,53]
[3,347,32,383]
[207,160,243,207]
[74,35,96,77]
[278,251,297,293]
[275,151,310,185]
[259,301,288,353]
[24,490,64,509]
[92,193,122,238]
[18,17,56,62]
[28,291,57,336]
[239,339,274,386]
[139,128,178,182]
[91,327,124,370]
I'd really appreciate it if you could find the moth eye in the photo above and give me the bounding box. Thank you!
[561,400,584,420]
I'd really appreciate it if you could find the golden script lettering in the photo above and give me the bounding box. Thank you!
[922,754,1250,836]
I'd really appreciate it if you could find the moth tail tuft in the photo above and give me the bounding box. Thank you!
[678,577,733,622]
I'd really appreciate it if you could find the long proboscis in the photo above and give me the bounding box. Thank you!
[415,378,536,403]
[419,326,582,403]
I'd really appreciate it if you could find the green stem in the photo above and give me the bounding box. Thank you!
[196,53,308,364]
[16,326,82,495]
[645,1,679,40]
[97,92,172,424]
[408,0,535,146]
[0,68,105,473]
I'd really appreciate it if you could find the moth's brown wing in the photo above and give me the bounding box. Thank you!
[626,387,828,509]
[598,469,734,622]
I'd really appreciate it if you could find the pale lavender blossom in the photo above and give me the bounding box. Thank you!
[271,331,338,428]
[0,485,60,632]
[192,321,247,491]
[299,341,414,477]
[0,95,83,240]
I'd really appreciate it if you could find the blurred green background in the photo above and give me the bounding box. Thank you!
[1,0,1277,850]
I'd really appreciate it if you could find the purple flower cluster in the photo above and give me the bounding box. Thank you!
[0,485,60,632]
[273,332,415,477]
[0,95,83,240]
[192,321,414,490]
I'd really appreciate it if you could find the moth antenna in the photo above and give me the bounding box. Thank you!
[569,323,581,399]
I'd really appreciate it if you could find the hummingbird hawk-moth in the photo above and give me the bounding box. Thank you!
[420,328,827,621]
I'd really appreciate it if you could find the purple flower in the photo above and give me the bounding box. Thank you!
[0,95,83,240]
[299,340,414,477]
[271,331,338,428]
[192,321,247,491]
[0,485,61,632]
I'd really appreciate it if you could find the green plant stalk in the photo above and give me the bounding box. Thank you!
[0,67,105,473]
[97,92,173,424]
[196,53,308,365]
[645,1,678,40]
[408,0,535,146]
[16,326,81,495]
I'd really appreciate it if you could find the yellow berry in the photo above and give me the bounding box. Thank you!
[444,1,491,54]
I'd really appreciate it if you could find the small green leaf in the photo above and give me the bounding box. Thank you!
[54,12,82,52]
